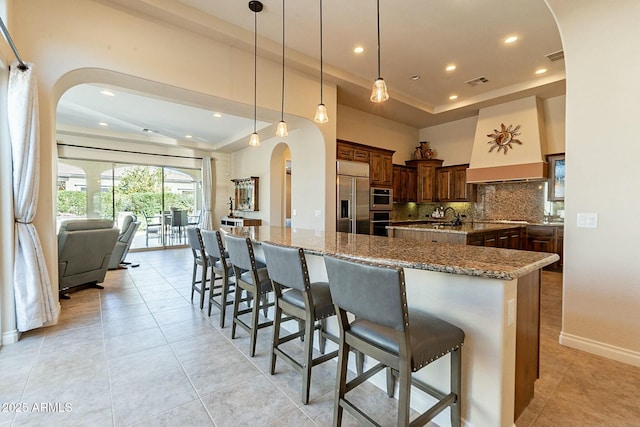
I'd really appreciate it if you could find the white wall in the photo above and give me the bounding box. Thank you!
[419,116,477,166]
[542,95,565,155]
[546,0,640,365]
[0,38,17,344]
[337,104,418,164]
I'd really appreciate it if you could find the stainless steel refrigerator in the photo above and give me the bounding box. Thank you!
[336,161,370,234]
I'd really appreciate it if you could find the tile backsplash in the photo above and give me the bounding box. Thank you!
[392,181,550,223]
[474,181,546,222]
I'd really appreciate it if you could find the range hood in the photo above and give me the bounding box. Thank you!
[466,96,548,183]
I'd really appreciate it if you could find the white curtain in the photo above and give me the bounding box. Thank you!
[200,156,213,230]
[9,63,57,331]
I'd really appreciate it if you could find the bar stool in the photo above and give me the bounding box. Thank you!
[200,229,235,327]
[186,227,209,310]
[324,254,465,427]
[225,234,274,357]
[261,241,341,404]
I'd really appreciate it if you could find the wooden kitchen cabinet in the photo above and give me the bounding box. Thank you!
[436,164,476,202]
[370,151,393,187]
[436,167,452,201]
[498,228,523,250]
[336,140,369,162]
[406,159,443,203]
[336,140,393,188]
[393,165,417,202]
[526,225,563,271]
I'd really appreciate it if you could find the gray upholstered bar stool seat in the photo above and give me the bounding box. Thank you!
[201,229,236,327]
[186,227,209,310]
[225,234,274,357]
[325,255,465,427]
[261,241,340,404]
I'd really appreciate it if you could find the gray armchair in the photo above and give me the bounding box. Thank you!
[109,214,140,269]
[58,219,119,298]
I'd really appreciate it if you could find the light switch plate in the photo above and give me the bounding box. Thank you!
[314,210,321,217]
[577,212,598,228]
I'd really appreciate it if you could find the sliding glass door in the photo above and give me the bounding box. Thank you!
[57,160,201,250]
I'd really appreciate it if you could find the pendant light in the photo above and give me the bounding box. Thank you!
[370,0,389,103]
[249,1,263,147]
[275,0,288,137]
[314,0,328,123]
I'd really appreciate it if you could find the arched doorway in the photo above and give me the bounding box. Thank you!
[269,142,291,228]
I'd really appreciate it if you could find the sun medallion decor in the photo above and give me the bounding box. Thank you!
[487,123,523,154]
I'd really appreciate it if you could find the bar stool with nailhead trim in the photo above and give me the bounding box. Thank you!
[186,227,209,310]
[325,254,465,427]
[225,234,274,357]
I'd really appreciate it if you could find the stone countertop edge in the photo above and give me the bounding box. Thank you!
[224,226,559,281]
[295,245,558,281]
[387,222,526,235]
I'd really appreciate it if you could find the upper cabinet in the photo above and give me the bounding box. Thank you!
[370,151,393,187]
[336,140,394,188]
[436,164,477,202]
[405,159,443,203]
[393,165,417,203]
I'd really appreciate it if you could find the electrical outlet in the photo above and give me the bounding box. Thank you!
[292,209,297,216]
[577,212,598,228]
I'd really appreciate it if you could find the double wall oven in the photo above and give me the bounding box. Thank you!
[369,187,392,236]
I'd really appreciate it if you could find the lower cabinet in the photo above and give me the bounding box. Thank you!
[525,225,563,271]
[467,228,522,248]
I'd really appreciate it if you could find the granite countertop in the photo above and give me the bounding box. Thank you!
[221,226,558,281]
[387,222,525,235]
[392,219,564,228]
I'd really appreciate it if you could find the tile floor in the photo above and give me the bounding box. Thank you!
[1,248,639,426]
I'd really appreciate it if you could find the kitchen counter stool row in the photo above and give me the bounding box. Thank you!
[186,227,465,427]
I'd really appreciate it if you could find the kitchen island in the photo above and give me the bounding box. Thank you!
[222,226,558,427]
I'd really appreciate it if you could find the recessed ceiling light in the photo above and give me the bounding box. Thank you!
[409,75,421,81]
[213,113,222,118]
[354,46,364,54]
[98,122,108,127]
[449,95,458,100]
[535,68,547,75]
[504,35,519,44]
[100,90,115,97]
[185,135,192,139]
[446,65,457,72]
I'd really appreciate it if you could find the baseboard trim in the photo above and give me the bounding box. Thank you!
[1,329,20,345]
[560,331,640,367]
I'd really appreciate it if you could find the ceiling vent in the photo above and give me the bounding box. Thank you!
[545,50,564,62]
[465,76,489,87]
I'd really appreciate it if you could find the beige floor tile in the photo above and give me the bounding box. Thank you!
[110,366,198,426]
[201,374,299,427]
[130,399,215,427]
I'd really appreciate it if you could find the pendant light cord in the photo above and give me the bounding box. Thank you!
[319,0,324,103]
[281,0,286,121]
[253,8,258,133]
[376,0,381,79]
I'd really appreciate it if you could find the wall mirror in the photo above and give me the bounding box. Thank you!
[547,154,565,201]
[232,177,259,211]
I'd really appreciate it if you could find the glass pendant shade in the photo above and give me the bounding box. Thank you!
[370,77,389,103]
[276,120,288,137]
[314,103,328,123]
[249,132,260,147]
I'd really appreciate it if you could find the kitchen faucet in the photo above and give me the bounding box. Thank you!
[443,207,462,226]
